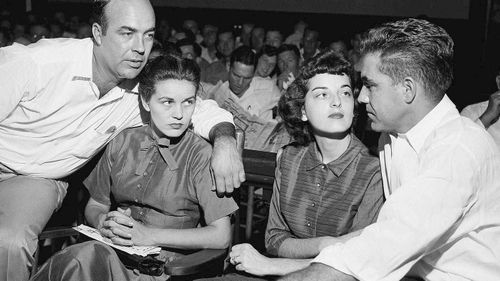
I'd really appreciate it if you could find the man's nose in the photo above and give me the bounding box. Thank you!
[358,87,369,104]
[133,35,145,55]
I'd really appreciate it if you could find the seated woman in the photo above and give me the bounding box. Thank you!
[32,54,238,281]
[207,49,384,280]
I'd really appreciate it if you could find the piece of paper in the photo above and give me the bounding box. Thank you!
[73,224,161,257]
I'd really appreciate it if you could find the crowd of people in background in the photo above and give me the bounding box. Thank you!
[3,2,500,281]
[0,7,375,153]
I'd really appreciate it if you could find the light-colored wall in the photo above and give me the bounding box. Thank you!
[48,0,471,19]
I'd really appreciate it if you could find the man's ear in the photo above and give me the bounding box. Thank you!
[140,95,151,112]
[495,74,500,91]
[401,77,417,104]
[92,23,103,45]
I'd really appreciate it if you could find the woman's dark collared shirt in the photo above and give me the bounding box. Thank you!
[265,135,384,256]
[85,125,238,229]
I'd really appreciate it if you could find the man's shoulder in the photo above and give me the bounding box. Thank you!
[426,114,498,158]
[24,38,93,64]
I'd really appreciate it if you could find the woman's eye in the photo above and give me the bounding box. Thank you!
[342,91,352,96]
[184,99,195,105]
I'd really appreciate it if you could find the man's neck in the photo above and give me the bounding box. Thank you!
[92,49,122,98]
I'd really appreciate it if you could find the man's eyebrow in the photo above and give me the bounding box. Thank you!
[119,26,137,32]
[361,76,374,84]
[119,26,155,33]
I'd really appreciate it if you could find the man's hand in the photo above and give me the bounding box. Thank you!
[212,135,245,195]
[278,263,356,281]
[480,91,500,128]
[230,243,273,276]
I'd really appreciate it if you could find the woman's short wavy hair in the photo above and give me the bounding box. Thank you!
[278,49,355,146]
[139,53,200,103]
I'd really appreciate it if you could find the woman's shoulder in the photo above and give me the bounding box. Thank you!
[350,135,380,173]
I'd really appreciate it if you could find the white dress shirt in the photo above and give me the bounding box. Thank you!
[202,76,281,122]
[313,95,500,281]
[461,100,500,151]
[0,38,233,179]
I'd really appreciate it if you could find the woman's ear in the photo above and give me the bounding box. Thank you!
[140,95,150,112]
[301,106,308,122]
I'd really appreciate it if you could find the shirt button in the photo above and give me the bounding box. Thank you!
[134,199,138,202]
[316,183,320,187]
[321,165,326,169]
[306,222,311,227]
[149,160,154,164]
[143,172,148,176]
[311,203,315,207]
[137,184,141,189]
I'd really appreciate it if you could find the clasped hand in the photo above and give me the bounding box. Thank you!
[98,207,152,246]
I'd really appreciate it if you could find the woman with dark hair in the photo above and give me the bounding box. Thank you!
[218,50,384,278]
[32,54,238,281]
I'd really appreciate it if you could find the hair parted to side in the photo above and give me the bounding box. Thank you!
[91,0,111,34]
[138,53,201,102]
[278,49,355,146]
[359,18,454,99]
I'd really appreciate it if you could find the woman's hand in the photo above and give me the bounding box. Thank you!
[97,208,153,246]
[230,243,273,276]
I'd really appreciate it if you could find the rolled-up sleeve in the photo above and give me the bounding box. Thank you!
[312,142,481,281]
[191,97,234,140]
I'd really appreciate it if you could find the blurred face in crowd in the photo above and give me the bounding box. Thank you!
[141,79,196,138]
[93,0,155,81]
[30,24,49,43]
[251,27,265,51]
[303,73,354,136]
[278,50,299,76]
[255,54,277,78]
[329,41,348,56]
[180,44,196,60]
[202,25,218,47]
[183,19,199,35]
[265,30,283,48]
[303,30,320,55]
[229,62,255,97]
[217,31,235,58]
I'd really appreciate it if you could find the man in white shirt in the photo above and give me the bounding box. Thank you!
[201,46,283,150]
[203,46,281,122]
[281,18,500,281]
[0,1,244,280]
[461,69,500,151]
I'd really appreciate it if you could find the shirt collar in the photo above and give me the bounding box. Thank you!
[305,134,363,177]
[72,39,139,98]
[135,125,178,175]
[397,94,456,154]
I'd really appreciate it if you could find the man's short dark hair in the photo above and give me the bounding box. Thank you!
[359,18,454,99]
[277,44,300,60]
[230,46,256,67]
[91,0,111,34]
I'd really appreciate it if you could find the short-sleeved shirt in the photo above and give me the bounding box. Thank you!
[265,135,384,256]
[85,125,238,228]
